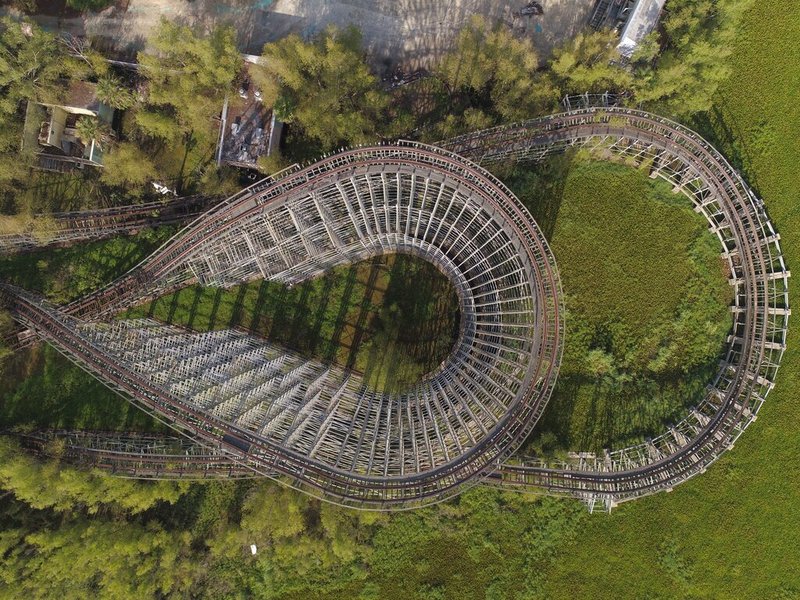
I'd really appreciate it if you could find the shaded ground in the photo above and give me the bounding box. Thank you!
[123,253,461,393]
[3,0,593,68]
[500,156,733,454]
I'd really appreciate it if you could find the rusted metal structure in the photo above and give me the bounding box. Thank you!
[1,142,563,508]
[440,106,790,510]
[0,194,219,254]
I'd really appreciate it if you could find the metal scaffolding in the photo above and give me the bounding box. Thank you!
[0,194,220,254]
[0,107,790,512]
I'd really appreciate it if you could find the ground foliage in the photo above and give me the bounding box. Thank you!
[535,2,800,597]
[0,1,796,597]
[500,158,732,453]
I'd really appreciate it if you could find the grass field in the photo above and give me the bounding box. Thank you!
[123,253,460,393]
[0,229,175,431]
[0,227,175,303]
[504,159,732,453]
[533,3,800,597]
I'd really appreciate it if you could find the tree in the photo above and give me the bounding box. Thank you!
[550,30,632,94]
[133,107,183,143]
[60,33,109,78]
[75,116,112,149]
[256,151,292,175]
[0,308,13,363]
[438,15,553,121]
[138,20,241,143]
[65,0,114,11]
[631,0,754,118]
[0,18,78,107]
[0,19,81,191]
[96,75,135,110]
[255,26,389,150]
[101,142,157,188]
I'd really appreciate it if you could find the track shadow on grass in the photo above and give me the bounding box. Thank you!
[125,254,461,394]
[491,152,575,242]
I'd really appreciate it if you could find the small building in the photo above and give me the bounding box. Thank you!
[22,80,115,172]
[216,62,282,170]
[589,0,666,59]
[616,0,666,58]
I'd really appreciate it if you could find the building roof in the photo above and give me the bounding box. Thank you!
[617,0,666,58]
[40,80,102,115]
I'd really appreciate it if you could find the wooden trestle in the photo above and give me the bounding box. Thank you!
[0,106,789,512]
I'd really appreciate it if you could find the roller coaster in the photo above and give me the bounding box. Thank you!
[0,104,790,512]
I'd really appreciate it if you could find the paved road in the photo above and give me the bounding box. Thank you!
[3,0,593,71]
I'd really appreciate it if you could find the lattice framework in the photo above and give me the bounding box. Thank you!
[0,142,563,507]
[1,107,789,512]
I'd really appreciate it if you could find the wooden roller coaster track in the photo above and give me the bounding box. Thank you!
[0,106,789,512]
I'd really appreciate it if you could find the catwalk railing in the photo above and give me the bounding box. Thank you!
[9,430,255,479]
[1,107,789,512]
[0,142,564,508]
[440,106,790,510]
[0,194,219,254]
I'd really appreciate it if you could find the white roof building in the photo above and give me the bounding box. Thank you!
[616,0,667,58]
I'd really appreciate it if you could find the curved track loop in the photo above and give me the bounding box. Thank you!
[0,142,563,508]
[0,107,789,512]
[442,106,790,510]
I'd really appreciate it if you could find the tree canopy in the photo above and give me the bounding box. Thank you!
[255,25,389,150]
[101,142,157,189]
[0,18,79,109]
[438,15,557,122]
[137,20,241,142]
[631,0,754,117]
[550,29,632,94]
[0,19,81,193]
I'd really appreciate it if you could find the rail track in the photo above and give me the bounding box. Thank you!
[1,142,564,508]
[0,106,789,512]
[0,194,219,255]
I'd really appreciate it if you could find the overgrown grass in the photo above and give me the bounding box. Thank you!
[502,158,732,452]
[0,227,175,303]
[536,3,800,598]
[0,228,175,431]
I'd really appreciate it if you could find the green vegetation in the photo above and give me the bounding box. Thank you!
[0,1,798,597]
[502,159,732,452]
[0,463,586,598]
[123,20,241,193]
[0,437,187,514]
[0,228,174,432]
[534,2,800,597]
[0,226,174,303]
[137,21,241,146]
[0,307,12,362]
[65,0,115,12]
[433,15,556,133]
[254,26,391,155]
[0,18,243,213]
[0,19,81,196]
[124,254,460,393]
